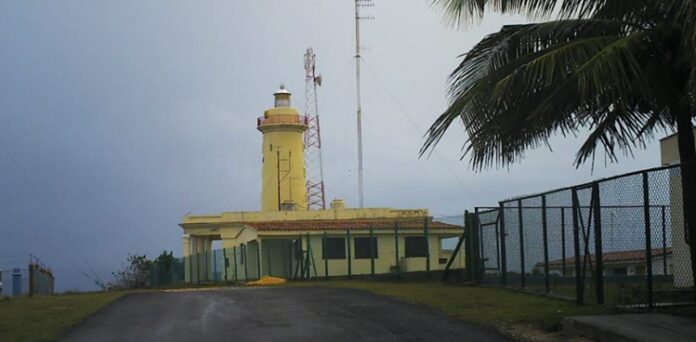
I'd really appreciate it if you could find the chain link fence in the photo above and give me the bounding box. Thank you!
[470,164,695,308]
[151,222,467,287]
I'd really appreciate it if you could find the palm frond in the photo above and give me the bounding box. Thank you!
[425,0,694,170]
[422,19,669,169]
[431,0,631,26]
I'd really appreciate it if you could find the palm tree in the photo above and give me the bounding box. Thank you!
[423,1,695,285]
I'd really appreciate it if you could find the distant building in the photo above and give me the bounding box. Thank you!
[180,87,464,282]
[533,248,673,277]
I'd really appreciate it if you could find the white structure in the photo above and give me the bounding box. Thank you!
[535,248,673,277]
[660,129,696,287]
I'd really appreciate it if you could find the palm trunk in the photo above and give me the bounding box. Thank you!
[675,110,696,296]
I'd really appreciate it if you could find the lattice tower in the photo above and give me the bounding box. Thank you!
[303,48,326,210]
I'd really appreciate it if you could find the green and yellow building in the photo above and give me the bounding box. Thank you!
[180,86,463,282]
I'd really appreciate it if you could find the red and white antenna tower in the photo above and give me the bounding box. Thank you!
[304,48,326,210]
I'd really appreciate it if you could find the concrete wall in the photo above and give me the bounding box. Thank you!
[182,207,430,226]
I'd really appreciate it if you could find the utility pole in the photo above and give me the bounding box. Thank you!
[277,150,281,211]
[354,0,373,208]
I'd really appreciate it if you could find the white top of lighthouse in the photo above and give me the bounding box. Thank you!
[273,84,291,108]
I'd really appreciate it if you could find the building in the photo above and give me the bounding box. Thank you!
[660,129,696,287]
[179,86,464,282]
[533,248,673,277]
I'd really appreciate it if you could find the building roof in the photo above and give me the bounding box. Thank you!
[243,218,462,232]
[537,248,672,268]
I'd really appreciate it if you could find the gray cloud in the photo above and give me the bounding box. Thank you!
[0,1,662,291]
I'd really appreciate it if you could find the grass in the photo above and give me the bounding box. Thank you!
[291,280,614,331]
[0,291,125,342]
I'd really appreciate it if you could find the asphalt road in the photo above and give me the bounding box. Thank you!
[61,287,510,342]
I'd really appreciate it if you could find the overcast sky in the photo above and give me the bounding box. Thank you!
[0,1,666,291]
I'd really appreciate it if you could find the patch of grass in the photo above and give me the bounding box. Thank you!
[0,291,125,342]
[292,280,614,331]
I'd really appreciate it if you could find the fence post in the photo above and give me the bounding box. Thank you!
[324,230,329,280]
[188,246,193,284]
[643,172,654,310]
[572,188,583,304]
[476,207,484,273]
[465,212,474,281]
[499,203,507,286]
[346,229,352,278]
[233,246,238,281]
[256,240,262,279]
[222,248,228,281]
[196,243,201,284]
[561,208,567,276]
[542,195,550,293]
[473,208,481,282]
[370,226,375,277]
[298,234,304,280]
[243,244,249,281]
[395,222,400,280]
[592,182,604,305]
[205,242,209,282]
[28,264,34,297]
[213,249,218,282]
[518,199,526,289]
[267,243,272,277]
[287,240,293,278]
[662,206,667,275]
[425,217,431,278]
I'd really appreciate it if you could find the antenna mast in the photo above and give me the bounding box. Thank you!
[304,48,326,210]
[355,0,373,208]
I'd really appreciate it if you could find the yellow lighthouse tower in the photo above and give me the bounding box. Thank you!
[257,85,308,211]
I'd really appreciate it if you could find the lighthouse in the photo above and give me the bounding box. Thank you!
[257,85,308,211]
[180,85,464,284]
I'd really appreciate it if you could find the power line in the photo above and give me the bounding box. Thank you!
[361,59,479,204]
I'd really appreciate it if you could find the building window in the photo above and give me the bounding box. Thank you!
[239,245,245,264]
[612,267,627,275]
[354,237,378,259]
[322,237,346,260]
[438,258,448,265]
[634,266,645,275]
[405,236,428,257]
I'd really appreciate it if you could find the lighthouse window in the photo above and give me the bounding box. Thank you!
[322,237,346,260]
[275,98,290,107]
[270,144,273,151]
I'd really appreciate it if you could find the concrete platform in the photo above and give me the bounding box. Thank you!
[563,313,696,342]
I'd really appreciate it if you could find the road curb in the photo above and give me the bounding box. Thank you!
[562,314,696,342]
[562,316,636,342]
